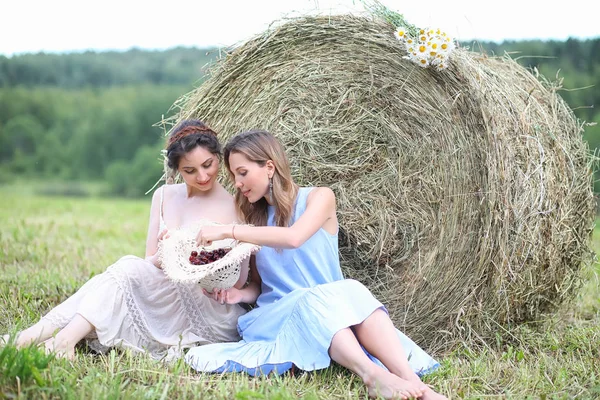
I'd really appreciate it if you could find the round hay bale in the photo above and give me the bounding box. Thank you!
[168,15,595,352]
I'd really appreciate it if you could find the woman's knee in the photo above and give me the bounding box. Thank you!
[108,255,149,273]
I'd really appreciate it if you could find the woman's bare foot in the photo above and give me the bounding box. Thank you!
[15,331,37,348]
[15,321,58,348]
[364,367,426,399]
[42,338,75,360]
[388,367,445,400]
[420,386,448,400]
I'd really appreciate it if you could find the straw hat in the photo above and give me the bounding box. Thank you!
[159,220,260,290]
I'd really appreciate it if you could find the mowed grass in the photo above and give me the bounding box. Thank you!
[1,186,599,399]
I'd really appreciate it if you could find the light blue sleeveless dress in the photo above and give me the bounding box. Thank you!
[185,187,439,376]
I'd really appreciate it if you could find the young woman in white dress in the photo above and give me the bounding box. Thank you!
[8,120,248,360]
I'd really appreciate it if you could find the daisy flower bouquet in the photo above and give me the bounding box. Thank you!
[395,26,456,70]
[359,0,456,70]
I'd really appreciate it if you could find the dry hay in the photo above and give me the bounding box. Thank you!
[166,15,596,352]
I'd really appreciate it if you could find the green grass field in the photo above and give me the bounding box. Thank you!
[1,187,599,399]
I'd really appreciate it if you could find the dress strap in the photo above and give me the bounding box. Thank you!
[159,186,167,232]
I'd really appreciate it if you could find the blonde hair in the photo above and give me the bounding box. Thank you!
[224,130,298,227]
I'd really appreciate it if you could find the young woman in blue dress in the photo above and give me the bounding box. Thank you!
[189,130,445,400]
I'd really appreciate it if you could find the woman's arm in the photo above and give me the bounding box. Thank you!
[197,187,337,249]
[233,255,250,289]
[205,256,262,305]
[145,187,166,267]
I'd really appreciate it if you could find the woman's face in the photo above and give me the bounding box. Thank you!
[228,152,271,203]
[177,146,220,192]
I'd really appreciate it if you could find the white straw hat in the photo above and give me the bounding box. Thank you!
[159,220,260,290]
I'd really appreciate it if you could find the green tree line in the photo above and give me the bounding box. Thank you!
[0,47,218,88]
[0,85,187,196]
[0,40,598,196]
[0,48,221,196]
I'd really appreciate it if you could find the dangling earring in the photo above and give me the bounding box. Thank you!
[269,177,273,201]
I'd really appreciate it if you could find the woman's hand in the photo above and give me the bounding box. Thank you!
[158,228,169,241]
[203,287,244,305]
[196,225,233,247]
[147,229,169,269]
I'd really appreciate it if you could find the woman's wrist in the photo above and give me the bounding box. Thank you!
[240,281,260,304]
[146,253,161,269]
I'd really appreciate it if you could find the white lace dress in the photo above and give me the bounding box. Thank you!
[40,189,247,360]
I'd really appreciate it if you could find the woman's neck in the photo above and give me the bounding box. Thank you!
[185,183,221,198]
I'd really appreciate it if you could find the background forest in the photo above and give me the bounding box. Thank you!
[0,39,598,197]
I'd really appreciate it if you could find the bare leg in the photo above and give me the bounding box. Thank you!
[15,319,59,348]
[329,327,426,399]
[44,314,94,360]
[353,309,447,400]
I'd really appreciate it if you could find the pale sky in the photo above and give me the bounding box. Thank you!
[1,0,598,56]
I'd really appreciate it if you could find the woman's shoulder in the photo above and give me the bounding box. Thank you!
[303,186,336,210]
[217,187,239,221]
[151,183,183,203]
[216,183,235,200]
[159,183,180,196]
[304,186,335,199]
